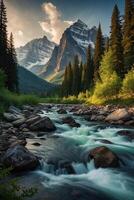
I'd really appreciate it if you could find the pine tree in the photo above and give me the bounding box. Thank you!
[110,5,124,78]
[0,0,8,80]
[79,61,83,91]
[61,66,68,97]
[82,45,94,91]
[93,23,105,82]
[123,0,134,71]
[8,33,18,92]
[72,55,80,96]
[66,62,73,95]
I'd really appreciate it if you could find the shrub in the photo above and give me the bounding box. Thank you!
[0,168,37,200]
[122,67,134,96]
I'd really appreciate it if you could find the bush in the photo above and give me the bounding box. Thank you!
[122,68,134,96]
[0,168,37,200]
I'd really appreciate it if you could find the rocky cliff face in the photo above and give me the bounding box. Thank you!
[16,36,55,75]
[40,20,97,80]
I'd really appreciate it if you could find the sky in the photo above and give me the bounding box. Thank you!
[5,0,125,47]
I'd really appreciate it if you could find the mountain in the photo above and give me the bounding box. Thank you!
[40,20,97,82]
[18,66,56,94]
[16,36,55,75]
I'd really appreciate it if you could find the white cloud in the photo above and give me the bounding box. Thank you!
[39,2,74,44]
[18,30,23,36]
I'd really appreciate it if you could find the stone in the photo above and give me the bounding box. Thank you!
[25,116,41,126]
[116,130,134,141]
[105,108,131,122]
[57,109,67,114]
[3,113,24,122]
[89,146,119,168]
[12,117,26,127]
[59,160,75,174]
[2,144,39,172]
[8,106,21,114]
[32,142,41,146]
[62,117,80,128]
[29,117,56,132]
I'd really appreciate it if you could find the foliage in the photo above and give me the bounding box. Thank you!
[93,23,105,81]
[123,0,134,71]
[122,67,134,96]
[0,168,37,200]
[110,4,124,78]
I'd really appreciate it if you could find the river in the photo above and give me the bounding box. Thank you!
[21,106,134,200]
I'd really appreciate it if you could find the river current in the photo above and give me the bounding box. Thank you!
[23,106,134,200]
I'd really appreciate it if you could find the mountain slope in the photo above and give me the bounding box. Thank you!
[40,20,97,81]
[16,36,55,75]
[18,66,55,94]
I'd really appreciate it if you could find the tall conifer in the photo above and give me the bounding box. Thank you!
[94,23,105,82]
[123,0,134,71]
[110,5,124,78]
[72,55,80,96]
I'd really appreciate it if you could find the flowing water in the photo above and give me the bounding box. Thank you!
[24,107,134,200]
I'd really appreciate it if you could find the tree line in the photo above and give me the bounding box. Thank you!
[61,0,134,97]
[0,0,18,92]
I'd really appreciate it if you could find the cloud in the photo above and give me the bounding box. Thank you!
[39,2,73,44]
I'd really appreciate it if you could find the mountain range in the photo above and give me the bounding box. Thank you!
[17,20,98,84]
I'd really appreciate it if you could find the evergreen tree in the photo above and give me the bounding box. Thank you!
[123,0,134,71]
[72,55,80,96]
[66,62,73,95]
[79,61,83,91]
[82,45,94,91]
[93,23,105,82]
[110,5,124,78]
[8,33,18,92]
[0,0,8,81]
[61,66,68,97]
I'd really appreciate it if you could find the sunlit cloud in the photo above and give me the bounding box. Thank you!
[39,2,74,44]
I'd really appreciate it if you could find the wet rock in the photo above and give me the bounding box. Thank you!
[57,109,67,114]
[105,108,131,122]
[32,142,41,146]
[1,123,13,129]
[62,117,80,128]
[125,120,134,126]
[12,117,26,127]
[116,130,134,141]
[89,146,119,168]
[26,116,41,126]
[59,160,75,174]
[3,113,24,122]
[8,106,21,114]
[29,117,56,132]
[2,144,39,172]
[95,139,113,144]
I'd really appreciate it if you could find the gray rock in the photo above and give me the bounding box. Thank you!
[26,116,41,126]
[29,117,56,132]
[2,144,39,172]
[57,109,67,114]
[12,117,26,127]
[62,117,80,128]
[8,106,21,114]
[3,113,24,122]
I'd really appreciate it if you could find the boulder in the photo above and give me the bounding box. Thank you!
[89,146,119,168]
[59,160,75,174]
[8,106,21,114]
[25,116,41,126]
[116,130,134,141]
[62,117,80,128]
[3,113,24,122]
[57,109,67,114]
[29,117,56,132]
[12,117,26,127]
[105,108,131,122]
[32,142,41,146]
[2,144,39,172]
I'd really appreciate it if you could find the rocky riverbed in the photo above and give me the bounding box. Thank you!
[0,104,134,200]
